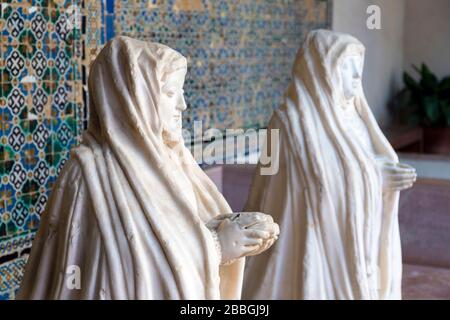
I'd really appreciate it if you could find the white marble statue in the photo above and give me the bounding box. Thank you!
[17,36,279,300]
[242,30,416,300]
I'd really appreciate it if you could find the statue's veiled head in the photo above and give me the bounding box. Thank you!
[292,29,366,106]
[87,36,188,145]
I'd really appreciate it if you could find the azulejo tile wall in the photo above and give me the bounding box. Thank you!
[0,0,331,300]
[112,0,332,135]
[0,0,104,300]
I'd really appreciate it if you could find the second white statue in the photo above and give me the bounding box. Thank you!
[242,30,416,300]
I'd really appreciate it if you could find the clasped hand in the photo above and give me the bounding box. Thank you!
[375,156,417,191]
[207,212,279,265]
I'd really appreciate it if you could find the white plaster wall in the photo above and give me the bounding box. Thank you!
[403,0,450,80]
[332,0,405,124]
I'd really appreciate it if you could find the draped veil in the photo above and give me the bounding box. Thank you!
[18,36,244,300]
[243,30,401,300]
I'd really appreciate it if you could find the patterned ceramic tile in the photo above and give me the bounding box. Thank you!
[0,232,34,257]
[0,0,104,299]
[0,255,28,299]
[111,0,331,135]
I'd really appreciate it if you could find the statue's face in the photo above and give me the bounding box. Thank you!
[339,54,363,100]
[160,68,187,134]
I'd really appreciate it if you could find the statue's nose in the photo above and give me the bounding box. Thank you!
[352,61,362,79]
[177,95,187,111]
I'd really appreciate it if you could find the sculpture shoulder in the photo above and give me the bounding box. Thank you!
[268,111,284,130]
[35,157,89,240]
[269,110,292,144]
[52,157,86,198]
[267,112,290,153]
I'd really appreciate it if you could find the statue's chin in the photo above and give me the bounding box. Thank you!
[162,127,183,147]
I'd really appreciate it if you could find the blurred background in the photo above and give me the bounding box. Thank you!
[0,0,449,300]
